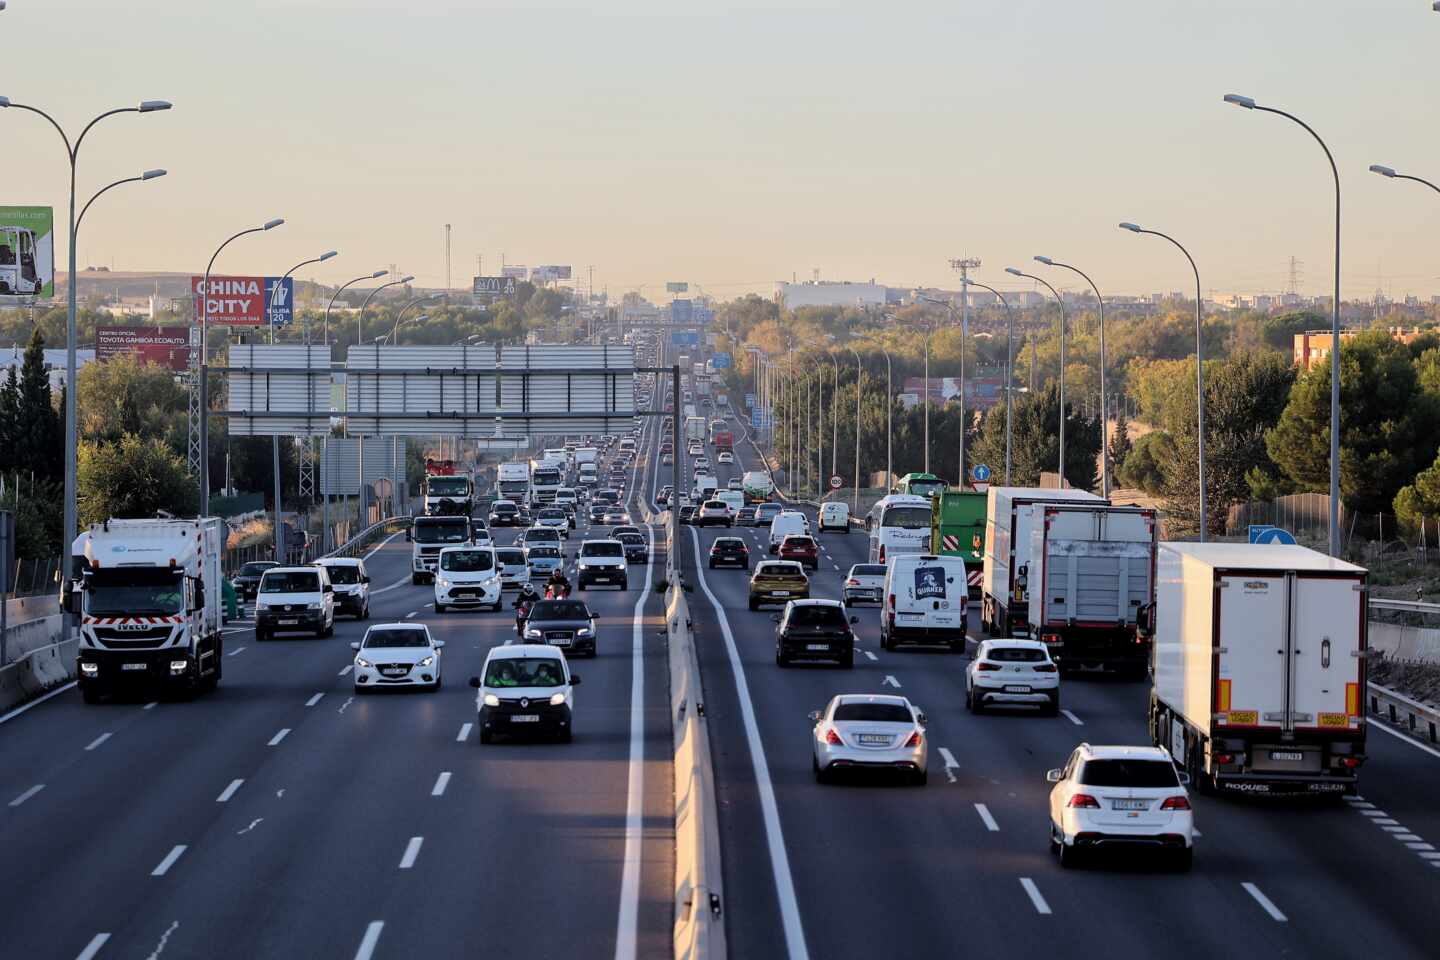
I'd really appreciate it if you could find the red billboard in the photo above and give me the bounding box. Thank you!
[191,275,270,326]
[96,326,191,371]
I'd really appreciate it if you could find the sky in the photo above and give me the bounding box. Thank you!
[4,0,1439,302]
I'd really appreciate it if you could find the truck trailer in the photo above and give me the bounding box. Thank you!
[929,490,987,596]
[980,486,1105,638]
[1150,542,1367,796]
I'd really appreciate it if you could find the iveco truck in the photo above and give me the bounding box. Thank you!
[69,517,225,702]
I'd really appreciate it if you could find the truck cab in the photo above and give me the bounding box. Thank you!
[411,515,472,584]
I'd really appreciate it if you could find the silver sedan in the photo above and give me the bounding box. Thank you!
[810,694,929,786]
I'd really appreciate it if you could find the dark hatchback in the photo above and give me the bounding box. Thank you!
[232,561,279,601]
[708,537,750,569]
[678,505,698,525]
[774,600,858,668]
[520,599,599,657]
[615,532,648,565]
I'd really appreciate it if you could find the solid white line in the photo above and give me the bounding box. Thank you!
[457,722,472,742]
[370,574,413,596]
[1019,877,1051,915]
[306,693,325,707]
[975,803,1000,832]
[150,844,187,877]
[216,779,244,803]
[9,784,44,808]
[338,665,353,676]
[0,682,76,724]
[939,747,959,769]
[84,732,113,751]
[361,530,404,562]
[353,921,384,960]
[267,728,290,747]
[1061,709,1084,726]
[1369,718,1440,760]
[75,933,111,960]
[1242,882,1288,922]
[690,528,810,960]
[431,771,451,797]
[398,836,424,869]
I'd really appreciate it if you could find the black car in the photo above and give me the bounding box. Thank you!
[708,537,750,569]
[774,600,858,668]
[589,504,608,523]
[521,599,599,657]
[489,501,521,527]
[232,561,279,601]
[678,505,698,525]
[616,532,648,564]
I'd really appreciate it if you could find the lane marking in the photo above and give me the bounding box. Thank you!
[863,650,878,661]
[228,647,245,657]
[1242,882,1287,922]
[216,779,244,803]
[431,771,452,797]
[337,696,355,715]
[405,611,418,619]
[76,933,111,960]
[9,784,44,808]
[1360,810,1388,818]
[143,701,157,711]
[398,836,424,869]
[362,530,404,562]
[236,818,263,836]
[150,844,187,877]
[267,728,291,747]
[690,529,810,960]
[457,722,472,742]
[882,675,900,688]
[1394,833,1423,842]
[1060,709,1084,726]
[142,920,179,959]
[1019,877,1051,915]
[84,732,113,751]
[306,693,325,707]
[1369,718,1440,760]
[975,803,999,831]
[0,681,78,724]
[938,747,960,784]
[370,574,414,596]
[338,665,354,676]
[353,921,384,960]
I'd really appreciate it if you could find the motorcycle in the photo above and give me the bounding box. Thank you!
[545,582,571,600]
[513,595,536,635]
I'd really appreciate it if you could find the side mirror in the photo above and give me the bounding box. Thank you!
[807,710,822,724]
[62,579,82,615]
[350,642,360,651]
[1045,769,1063,783]
[850,616,859,624]
[323,584,334,594]
[770,614,781,623]
[192,580,206,613]
[362,575,371,584]
[1176,771,1191,786]
[569,674,582,685]
[434,639,446,648]
[468,676,481,688]
[917,712,929,726]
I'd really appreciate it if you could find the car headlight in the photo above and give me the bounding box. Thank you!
[577,626,593,637]
[356,657,372,668]
[307,602,322,611]
[255,601,269,611]
[483,693,500,707]
[418,656,434,667]
[525,628,542,639]
[549,692,567,706]
[437,578,451,589]
[578,562,592,570]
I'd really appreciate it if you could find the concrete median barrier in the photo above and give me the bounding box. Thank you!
[0,636,78,714]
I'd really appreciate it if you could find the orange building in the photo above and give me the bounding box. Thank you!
[1292,327,1426,370]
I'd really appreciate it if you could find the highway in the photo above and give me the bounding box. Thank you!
[0,415,674,959]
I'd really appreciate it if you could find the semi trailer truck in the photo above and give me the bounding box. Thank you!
[980,486,1105,638]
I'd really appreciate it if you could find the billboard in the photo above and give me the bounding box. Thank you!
[192,275,294,327]
[666,281,689,293]
[670,331,700,347]
[530,265,572,282]
[502,265,528,280]
[0,206,56,299]
[96,326,191,371]
[671,299,693,324]
[473,276,519,297]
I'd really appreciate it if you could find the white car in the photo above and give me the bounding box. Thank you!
[697,499,733,527]
[493,547,529,590]
[693,457,711,473]
[577,539,629,590]
[717,451,734,465]
[351,623,445,692]
[469,523,494,548]
[687,443,704,456]
[314,557,370,620]
[471,644,581,743]
[726,477,744,491]
[522,526,563,551]
[810,694,929,786]
[534,507,571,538]
[966,639,1060,715]
[434,545,503,613]
[842,563,886,605]
[1047,744,1194,870]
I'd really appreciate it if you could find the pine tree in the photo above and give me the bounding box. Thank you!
[14,328,63,485]
[1109,402,1133,472]
[0,366,19,475]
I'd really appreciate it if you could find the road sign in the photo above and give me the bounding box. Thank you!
[972,463,992,483]
[671,299,694,324]
[744,393,756,409]
[670,331,700,347]
[829,475,843,490]
[972,481,990,493]
[666,281,689,293]
[1248,525,1297,545]
[713,352,732,369]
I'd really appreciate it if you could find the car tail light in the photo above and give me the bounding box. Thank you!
[975,662,1001,671]
[1033,663,1057,673]
[887,594,896,610]
[878,545,885,562]
[904,731,923,747]
[825,729,843,746]
[1338,756,1363,769]
[1212,753,1235,765]
[1160,795,1191,811]
[1066,794,1100,809]
[1042,634,1062,646]
[846,578,860,586]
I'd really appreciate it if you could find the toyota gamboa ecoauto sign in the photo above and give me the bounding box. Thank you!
[191,275,294,326]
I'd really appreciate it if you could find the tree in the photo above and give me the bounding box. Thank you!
[1109,403,1133,470]
[0,367,19,475]
[14,327,63,485]
[1118,431,1173,495]
[78,434,198,526]
[1394,448,1440,539]
[1266,330,1440,515]
[75,354,188,449]
[971,381,1101,490]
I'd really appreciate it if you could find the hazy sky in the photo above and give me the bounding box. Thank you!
[5,0,1439,301]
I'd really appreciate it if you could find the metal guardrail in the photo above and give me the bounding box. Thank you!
[1371,598,1440,615]
[322,515,412,560]
[1369,682,1440,747]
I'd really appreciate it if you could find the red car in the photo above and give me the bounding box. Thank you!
[778,535,819,571]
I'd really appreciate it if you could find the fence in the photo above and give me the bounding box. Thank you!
[7,557,60,598]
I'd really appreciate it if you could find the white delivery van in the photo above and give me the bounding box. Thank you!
[715,490,745,516]
[819,501,850,534]
[255,565,336,640]
[768,510,811,554]
[695,474,718,500]
[879,553,969,652]
[434,545,503,613]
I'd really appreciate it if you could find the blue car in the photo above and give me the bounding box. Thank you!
[525,544,564,578]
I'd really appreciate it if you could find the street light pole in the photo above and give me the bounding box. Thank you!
[1035,256,1108,496]
[319,270,387,551]
[1120,223,1207,540]
[1225,93,1341,556]
[846,346,863,515]
[354,275,414,527]
[390,293,445,344]
[1007,267,1067,484]
[965,280,1016,485]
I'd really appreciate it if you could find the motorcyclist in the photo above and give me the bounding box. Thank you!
[513,582,539,633]
[546,568,572,599]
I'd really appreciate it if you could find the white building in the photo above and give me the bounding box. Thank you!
[0,346,98,392]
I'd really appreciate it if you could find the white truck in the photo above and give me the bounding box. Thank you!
[496,461,530,503]
[1149,542,1367,796]
[529,457,564,504]
[410,514,473,584]
[68,517,225,703]
[980,486,1105,639]
[742,470,774,503]
[1024,503,1158,674]
[684,416,707,445]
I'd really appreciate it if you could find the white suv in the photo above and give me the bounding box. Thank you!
[314,557,370,620]
[576,539,629,590]
[966,639,1060,715]
[1047,743,1194,871]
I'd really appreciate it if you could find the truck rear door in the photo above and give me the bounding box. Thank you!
[1216,574,1290,731]
[1291,575,1364,733]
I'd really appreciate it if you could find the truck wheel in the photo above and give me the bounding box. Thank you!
[435,603,446,614]
[411,574,422,586]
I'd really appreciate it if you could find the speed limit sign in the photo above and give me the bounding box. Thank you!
[829,475,843,490]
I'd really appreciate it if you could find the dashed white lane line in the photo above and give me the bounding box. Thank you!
[353,921,384,960]
[216,779,244,803]
[338,665,354,676]
[150,844,187,877]
[227,647,245,657]
[1242,882,1287,922]
[84,732,113,751]
[975,803,1000,832]
[863,650,878,661]
[457,723,472,742]
[405,611,418,619]
[882,675,901,688]
[143,701,158,711]
[306,693,325,708]
[937,747,960,784]
[1019,878,1051,915]
[9,784,44,808]
[1060,709,1084,726]
[431,771,452,797]
[75,933,110,960]
[267,728,291,747]
[398,836,424,869]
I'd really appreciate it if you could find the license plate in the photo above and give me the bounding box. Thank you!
[806,644,829,651]
[511,715,539,723]
[1270,750,1305,762]
[1004,685,1032,694]
[279,619,299,626]
[858,734,891,745]
[550,638,571,646]
[1112,799,1149,811]
[382,670,407,677]
[122,662,147,671]
[899,613,923,621]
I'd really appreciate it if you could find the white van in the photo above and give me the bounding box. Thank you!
[471,644,581,744]
[866,494,933,564]
[818,501,850,534]
[715,489,745,516]
[695,474,718,499]
[879,554,969,652]
[768,510,811,554]
[434,545,503,613]
[255,566,335,640]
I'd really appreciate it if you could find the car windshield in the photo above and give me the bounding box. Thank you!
[527,529,560,541]
[1077,759,1180,788]
[582,542,624,557]
[787,605,847,627]
[412,520,469,543]
[985,646,1046,662]
[493,504,517,514]
[260,572,320,593]
[440,550,494,572]
[428,477,469,495]
[364,628,429,648]
[834,703,912,723]
[495,550,525,564]
[757,564,800,577]
[783,537,815,548]
[618,534,644,545]
[528,546,561,559]
[324,565,361,584]
[85,569,184,616]
[881,506,932,530]
[540,510,565,519]
[485,658,566,688]
[715,539,744,549]
[853,565,886,577]
[239,562,275,577]
[704,501,725,509]
[532,600,589,620]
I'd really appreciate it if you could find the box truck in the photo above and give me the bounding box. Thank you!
[496,461,530,502]
[980,486,1105,638]
[1149,542,1367,796]
[930,490,987,596]
[1025,503,1158,674]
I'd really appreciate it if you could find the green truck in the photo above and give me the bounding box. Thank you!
[930,490,987,596]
